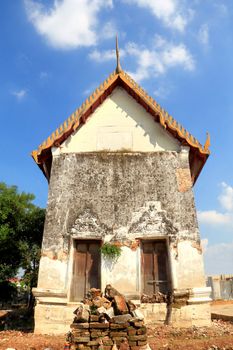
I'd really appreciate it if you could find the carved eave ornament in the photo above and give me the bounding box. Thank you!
[31,37,210,184]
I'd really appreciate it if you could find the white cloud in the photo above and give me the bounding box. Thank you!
[11,89,27,101]
[214,3,228,17]
[198,182,233,227]
[122,0,193,32]
[125,39,194,82]
[197,210,232,225]
[40,71,49,79]
[24,0,113,49]
[201,238,233,275]
[198,24,209,46]
[154,86,170,99]
[204,242,233,275]
[218,182,233,212]
[101,22,116,40]
[89,48,126,62]
[89,36,195,82]
[162,44,194,69]
[83,82,99,96]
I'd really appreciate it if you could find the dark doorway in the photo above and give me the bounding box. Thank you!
[70,240,101,301]
[141,240,170,295]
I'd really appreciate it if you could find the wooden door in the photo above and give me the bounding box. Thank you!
[70,240,101,301]
[141,240,170,295]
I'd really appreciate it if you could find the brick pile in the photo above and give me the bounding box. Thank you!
[69,317,147,350]
[67,285,148,350]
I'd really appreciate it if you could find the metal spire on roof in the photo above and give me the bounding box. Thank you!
[115,35,122,74]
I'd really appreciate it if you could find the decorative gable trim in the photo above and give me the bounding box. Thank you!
[31,70,210,183]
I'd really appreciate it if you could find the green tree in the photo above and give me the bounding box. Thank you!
[0,182,45,305]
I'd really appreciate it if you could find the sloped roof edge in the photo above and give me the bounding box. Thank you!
[31,70,210,182]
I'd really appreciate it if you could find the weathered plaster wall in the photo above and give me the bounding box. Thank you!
[37,151,205,295]
[175,241,205,288]
[101,246,139,297]
[33,84,211,333]
[53,87,180,154]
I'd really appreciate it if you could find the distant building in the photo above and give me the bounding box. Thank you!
[32,42,211,334]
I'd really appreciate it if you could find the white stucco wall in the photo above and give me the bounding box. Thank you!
[53,87,180,155]
[37,256,68,290]
[101,246,140,297]
[171,241,205,289]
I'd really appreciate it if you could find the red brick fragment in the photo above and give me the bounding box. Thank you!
[114,295,129,315]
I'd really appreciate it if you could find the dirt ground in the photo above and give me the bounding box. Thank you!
[0,320,233,350]
[1,302,233,350]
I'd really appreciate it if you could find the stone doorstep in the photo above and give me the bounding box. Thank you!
[187,298,212,305]
[32,287,67,298]
[36,298,68,305]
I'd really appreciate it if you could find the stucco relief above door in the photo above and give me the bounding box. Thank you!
[128,201,179,238]
[70,208,109,238]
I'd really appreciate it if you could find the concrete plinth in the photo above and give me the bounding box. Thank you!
[140,302,211,328]
[34,302,74,334]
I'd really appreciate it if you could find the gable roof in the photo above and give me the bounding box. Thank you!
[31,69,210,184]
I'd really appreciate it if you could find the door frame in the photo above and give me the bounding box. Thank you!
[68,237,102,302]
[139,237,172,296]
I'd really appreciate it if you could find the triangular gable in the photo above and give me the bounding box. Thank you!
[57,87,181,154]
[31,70,210,183]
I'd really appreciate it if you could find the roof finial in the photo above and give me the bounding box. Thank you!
[115,35,122,74]
[204,132,210,152]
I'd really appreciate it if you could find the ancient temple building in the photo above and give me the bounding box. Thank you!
[32,44,211,334]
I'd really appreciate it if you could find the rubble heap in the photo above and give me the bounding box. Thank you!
[141,292,167,304]
[67,285,148,350]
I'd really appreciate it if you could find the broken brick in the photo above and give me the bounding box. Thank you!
[71,323,89,329]
[89,322,109,329]
[114,295,129,315]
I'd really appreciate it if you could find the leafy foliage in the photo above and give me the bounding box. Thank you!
[100,242,122,260]
[0,182,45,303]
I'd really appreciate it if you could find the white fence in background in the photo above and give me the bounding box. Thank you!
[207,275,233,300]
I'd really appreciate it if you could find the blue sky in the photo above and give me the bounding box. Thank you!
[1,0,233,275]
